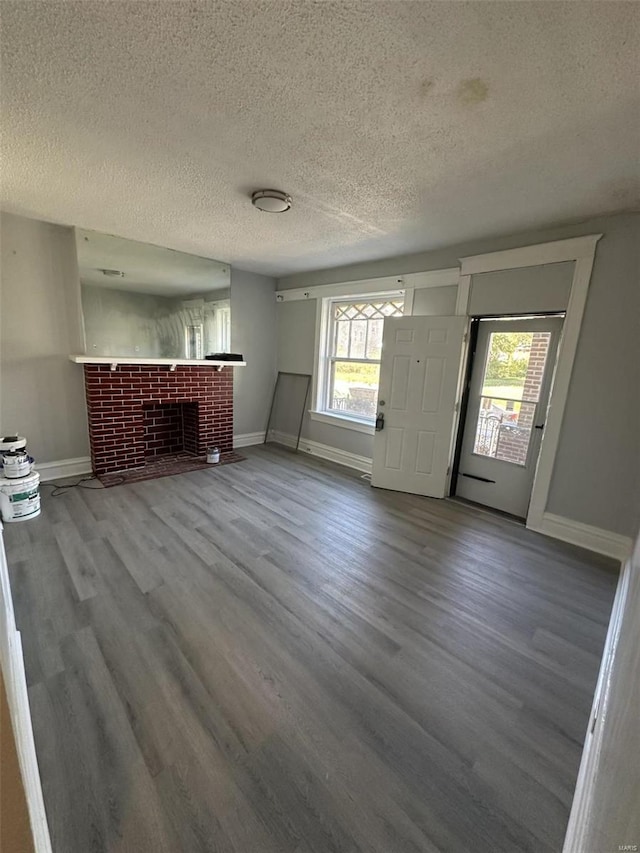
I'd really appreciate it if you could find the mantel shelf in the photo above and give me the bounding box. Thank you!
[69,355,246,371]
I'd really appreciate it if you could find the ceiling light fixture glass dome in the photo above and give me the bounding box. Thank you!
[251,189,292,213]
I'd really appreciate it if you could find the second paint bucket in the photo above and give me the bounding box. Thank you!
[0,470,41,522]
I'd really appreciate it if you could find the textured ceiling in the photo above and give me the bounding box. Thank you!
[1,1,639,277]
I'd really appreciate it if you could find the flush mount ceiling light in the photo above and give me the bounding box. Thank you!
[251,189,292,213]
[99,268,125,277]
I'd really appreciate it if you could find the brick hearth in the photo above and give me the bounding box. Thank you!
[83,364,233,475]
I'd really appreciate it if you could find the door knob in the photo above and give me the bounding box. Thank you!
[375,412,385,431]
[534,423,545,430]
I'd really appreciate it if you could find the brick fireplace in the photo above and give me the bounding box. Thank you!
[83,364,233,475]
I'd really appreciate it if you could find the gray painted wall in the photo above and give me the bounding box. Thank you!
[276,213,640,537]
[469,262,573,315]
[273,300,316,441]
[277,300,316,376]
[545,218,640,534]
[413,285,457,316]
[0,212,90,462]
[231,268,277,436]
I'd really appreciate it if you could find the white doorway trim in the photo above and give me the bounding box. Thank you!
[455,234,602,533]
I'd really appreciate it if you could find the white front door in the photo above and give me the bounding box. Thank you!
[371,315,467,497]
[455,316,563,518]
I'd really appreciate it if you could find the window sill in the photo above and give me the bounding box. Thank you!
[309,410,375,435]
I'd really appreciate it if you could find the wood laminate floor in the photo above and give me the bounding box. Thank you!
[4,445,618,853]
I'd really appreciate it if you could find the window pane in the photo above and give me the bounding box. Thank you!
[325,297,403,418]
[473,397,537,466]
[335,320,350,357]
[481,331,551,403]
[366,318,383,359]
[349,320,367,358]
[185,325,203,359]
[329,361,379,419]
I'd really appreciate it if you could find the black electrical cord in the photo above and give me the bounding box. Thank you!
[40,474,125,496]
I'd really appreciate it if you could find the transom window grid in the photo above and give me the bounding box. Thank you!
[333,300,405,321]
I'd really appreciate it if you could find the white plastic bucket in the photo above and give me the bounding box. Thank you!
[0,471,41,522]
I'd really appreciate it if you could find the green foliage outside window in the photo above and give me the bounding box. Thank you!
[334,362,379,389]
[484,332,533,384]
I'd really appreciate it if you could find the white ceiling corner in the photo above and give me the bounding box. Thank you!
[1,1,638,277]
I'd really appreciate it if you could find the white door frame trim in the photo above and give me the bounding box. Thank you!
[459,234,602,275]
[1,524,53,852]
[455,233,603,532]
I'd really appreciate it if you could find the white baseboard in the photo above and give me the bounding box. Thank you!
[536,512,633,562]
[36,442,271,477]
[233,431,266,448]
[268,430,372,474]
[36,456,92,482]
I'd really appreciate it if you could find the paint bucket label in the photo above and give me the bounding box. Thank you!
[2,457,33,478]
[9,487,40,518]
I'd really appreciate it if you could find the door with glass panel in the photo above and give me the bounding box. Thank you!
[455,316,563,518]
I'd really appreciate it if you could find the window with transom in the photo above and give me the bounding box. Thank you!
[318,295,405,422]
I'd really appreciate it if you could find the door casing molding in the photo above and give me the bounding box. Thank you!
[455,234,603,532]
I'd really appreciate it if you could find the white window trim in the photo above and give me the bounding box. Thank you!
[311,289,407,432]
[309,410,375,434]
